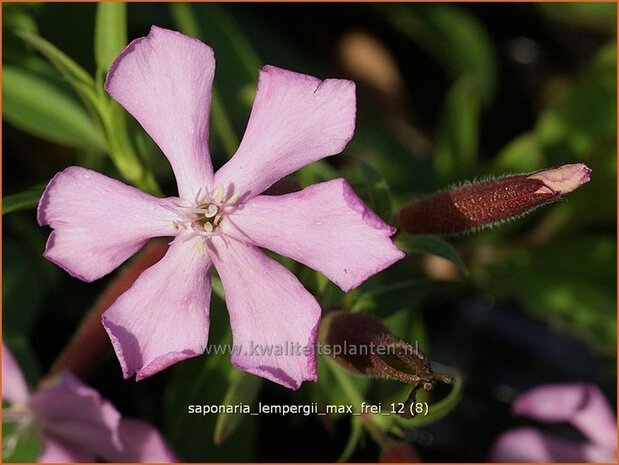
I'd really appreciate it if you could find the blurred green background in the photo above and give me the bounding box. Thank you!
[2,3,616,462]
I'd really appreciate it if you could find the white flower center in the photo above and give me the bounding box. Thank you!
[171,184,240,238]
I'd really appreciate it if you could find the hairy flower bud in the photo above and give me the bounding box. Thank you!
[399,163,591,236]
[322,311,453,417]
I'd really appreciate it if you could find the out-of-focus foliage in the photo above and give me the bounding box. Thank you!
[2,3,615,462]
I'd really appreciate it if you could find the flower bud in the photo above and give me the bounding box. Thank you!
[379,442,420,462]
[399,163,591,236]
[322,311,453,417]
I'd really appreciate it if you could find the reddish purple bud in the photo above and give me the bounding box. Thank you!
[380,442,420,463]
[399,163,591,236]
[322,311,453,417]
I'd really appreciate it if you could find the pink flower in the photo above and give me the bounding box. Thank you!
[2,345,176,462]
[489,383,617,462]
[37,26,404,389]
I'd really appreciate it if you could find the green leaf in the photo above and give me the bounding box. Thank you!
[352,279,450,318]
[15,29,95,92]
[3,65,105,150]
[536,43,616,163]
[488,235,617,353]
[536,3,617,33]
[2,420,42,463]
[356,158,394,222]
[377,4,496,102]
[489,133,544,174]
[214,370,262,445]
[3,186,44,215]
[163,292,257,461]
[396,234,468,276]
[172,3,261,82]
[433,77,481,182]
[99,100,160,194]
[94,2,127,75]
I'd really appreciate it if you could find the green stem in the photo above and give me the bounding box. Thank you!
[324,357,390,448]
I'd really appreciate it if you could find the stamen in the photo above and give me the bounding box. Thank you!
[203,222,214,233]
[205,204,219,218]
[228,193,241,205]
[183,207,211,215]
[193,187,203,205]
[214,214,223,225]
[213,184,225,204]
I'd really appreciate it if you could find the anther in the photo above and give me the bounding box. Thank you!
[205,204,219,218]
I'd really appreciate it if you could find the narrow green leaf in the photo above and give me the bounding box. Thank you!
[536,43,616,163]
[396,234,468,276]
[2,420,42,463]
[536,3,616,32]
[213,370,262,445]
[352,279,450,318]
[488,236,617,353]
[489,132,544,174]
[3,186,44,215]
[357,159,394,222]
[13,29,102,124]
[94,2,127,74]
[100,100,160,194]
[377,4,496,102]
[3,66,105,150]
[173,3,261,81]
[14,29,94,88]
[433,76,481,182]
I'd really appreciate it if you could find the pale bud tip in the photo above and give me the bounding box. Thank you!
[528,163,591,195]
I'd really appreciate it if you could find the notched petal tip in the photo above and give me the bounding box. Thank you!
[339,178,397,235]
[105,25,215,94]
[36,166,80,227]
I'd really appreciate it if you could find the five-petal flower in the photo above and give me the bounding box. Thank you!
[37,26,404,389]
[2,345,176,462]
[489,383,617,462]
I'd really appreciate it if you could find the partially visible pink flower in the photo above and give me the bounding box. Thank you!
[2,345,176,463]
[489,383,617,462]
[37,26,404,389]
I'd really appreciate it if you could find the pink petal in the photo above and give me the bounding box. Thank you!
[105,26,215,199]
[2,344,30,405]
[30,371,123,460]
[109,419,177,462]
[215,65,356,200]
[102,234,211,380]
[209,237,320,389]
[513,383,617,450]
[224,178,404,291]
[39,436,94,463]
[489,427,592,462]
[37,166,179,282]
[528,163,592,195]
